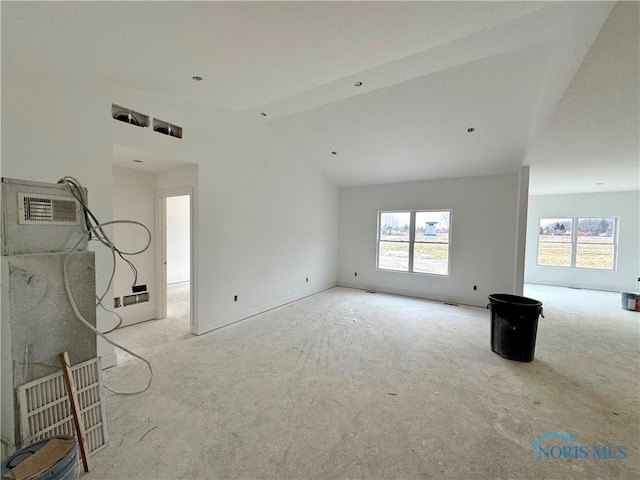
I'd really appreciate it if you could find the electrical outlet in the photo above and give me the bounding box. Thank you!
[473,285,477,291]
[132,284,147,293]
[114,297,121,308]
[354,272,358,277]
[234,295,238,302]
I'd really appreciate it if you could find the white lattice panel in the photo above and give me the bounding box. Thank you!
[17,357,108,454]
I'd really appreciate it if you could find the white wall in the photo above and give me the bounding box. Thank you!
[194,112,339,333]
[108,87,339,334]
[525,191,640,292]
[166,195,190,284]
[157,164,198,192]
[338,173,522,307]
[4,2,339,339]
[112,167,157,326]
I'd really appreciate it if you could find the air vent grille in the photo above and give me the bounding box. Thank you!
[111,104,149,128]
[18,193,81,225]
[153,118,183,139]
[17,358,108,456]
[123,292,150,306]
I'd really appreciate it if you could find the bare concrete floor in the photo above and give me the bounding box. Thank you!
[87,284,639,479]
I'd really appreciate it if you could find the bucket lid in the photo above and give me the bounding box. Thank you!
[1,437,78,480]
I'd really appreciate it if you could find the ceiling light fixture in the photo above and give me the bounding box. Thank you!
[192,76,203,81]
[354,81,363,87]
[467,127,476,133]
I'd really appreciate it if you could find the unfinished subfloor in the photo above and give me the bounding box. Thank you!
[87,283,639,479]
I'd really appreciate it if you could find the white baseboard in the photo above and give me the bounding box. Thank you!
[524,280,623,293]
[337,281,486,308]
[100,352,118,369]
[194,282,337,335]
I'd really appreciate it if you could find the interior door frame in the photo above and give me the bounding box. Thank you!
[156,187,196,334]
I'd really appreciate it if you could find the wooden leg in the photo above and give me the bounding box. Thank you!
[59,351,91,473]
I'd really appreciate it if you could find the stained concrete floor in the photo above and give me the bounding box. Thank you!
[87,283,639,479]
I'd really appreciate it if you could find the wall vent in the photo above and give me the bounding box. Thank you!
[18,193,82,225]
[111,104,149,128]
[17,358,108,456]
[123,292,149,306]
[153,118,182,139]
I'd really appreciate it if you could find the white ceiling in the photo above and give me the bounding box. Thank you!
[525,1,640,195]
[3,1,638,194]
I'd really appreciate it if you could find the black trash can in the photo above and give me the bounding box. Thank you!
[1,437,78,480]
[488,294,543,362]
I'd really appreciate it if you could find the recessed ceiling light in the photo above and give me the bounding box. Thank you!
[331,151,337,155]
[467,127,475,133]
[354,81,363,87]
[192,76,203,81]
[260,112,268,117]
[133,159,143,163]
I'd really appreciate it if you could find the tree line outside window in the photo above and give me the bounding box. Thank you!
[537,217,617,270]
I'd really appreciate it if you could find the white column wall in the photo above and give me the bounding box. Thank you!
[113,167,157,326]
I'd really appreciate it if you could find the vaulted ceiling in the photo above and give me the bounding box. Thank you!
[3,1,638,194]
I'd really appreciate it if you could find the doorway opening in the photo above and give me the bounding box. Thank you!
[157,189,194,333]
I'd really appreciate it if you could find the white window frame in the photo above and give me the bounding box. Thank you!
[536,217,618,270]
[376,209,452,276]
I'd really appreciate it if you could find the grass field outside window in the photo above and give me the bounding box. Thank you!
[378,210,450,275]
[537,217,617,270]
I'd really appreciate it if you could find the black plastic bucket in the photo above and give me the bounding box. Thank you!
[1,437,78,480]
[488,294,543,362]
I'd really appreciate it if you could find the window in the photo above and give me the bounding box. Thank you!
[377,210,451,275]
[537,217,617,270]
[537,218,573,267]
[576,218,616,269]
